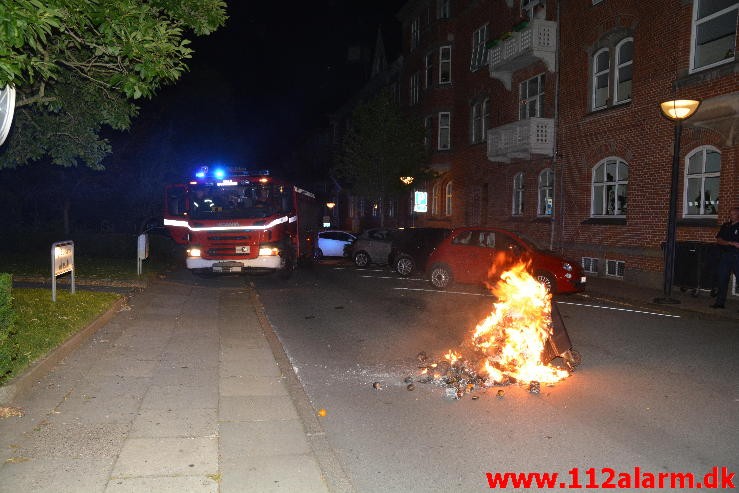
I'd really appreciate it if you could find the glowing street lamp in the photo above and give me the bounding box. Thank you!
[654,99,700,304]
[400,176,415,185]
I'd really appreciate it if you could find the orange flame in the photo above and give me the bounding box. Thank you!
[474,262,569,384]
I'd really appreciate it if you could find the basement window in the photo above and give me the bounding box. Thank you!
[606,259,625,278]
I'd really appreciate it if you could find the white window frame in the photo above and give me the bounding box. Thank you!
[438,111,451,150]
[512,172,524,216]
[591,157,628,217]
[445,181,453,216]
[606,259,625,278]
[470,24,488,71]
[592,48,610,110]
[519,73,545,120]
[425,51,435,89]
[439,45,452,84]
[581,257,599,274]
[537,168,554,216]
[683,146,721,217]
[690,0,738,72]
[521,0,545,21]
[432,182,441,215]
[411,17,420,50]
[471,98,489,144]
[614,38,633,104]
[410,72,420,105]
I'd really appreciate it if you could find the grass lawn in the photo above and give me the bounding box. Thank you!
[2,288,121,383]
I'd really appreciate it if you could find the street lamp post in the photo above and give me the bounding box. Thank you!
[654,99,700,304]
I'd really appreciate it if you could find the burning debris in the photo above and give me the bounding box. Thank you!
[409,262,579,400]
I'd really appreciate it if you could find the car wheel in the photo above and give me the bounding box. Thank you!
[313,248,323,260]
[429,263,452,290]
[278,250,295,280]
[354,251,371,268]
[535,272,555,293]
[395,255,415,276]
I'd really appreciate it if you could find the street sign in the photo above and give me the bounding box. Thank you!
[414,191,428,213]
[51,240,75,301]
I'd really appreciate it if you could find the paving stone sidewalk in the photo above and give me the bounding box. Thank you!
[0,281,350,493]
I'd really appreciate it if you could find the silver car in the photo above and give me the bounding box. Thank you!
[350,228,397,267]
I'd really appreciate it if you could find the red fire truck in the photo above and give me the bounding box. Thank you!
[163,167,321,277]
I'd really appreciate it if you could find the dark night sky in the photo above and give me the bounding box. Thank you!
[124,1,406,178]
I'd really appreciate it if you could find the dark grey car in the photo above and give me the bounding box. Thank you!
[350,228,397,267]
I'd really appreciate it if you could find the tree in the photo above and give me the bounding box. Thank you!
[0,0,227,168]
[334,90,431,226]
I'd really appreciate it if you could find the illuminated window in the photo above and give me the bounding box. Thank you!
[684,146,720,217]
[445,181,453,216]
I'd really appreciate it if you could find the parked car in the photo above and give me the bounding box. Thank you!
[350,228,397,267]
[315,230,357,259]
[390,227,452,276]
[426,227,586,294]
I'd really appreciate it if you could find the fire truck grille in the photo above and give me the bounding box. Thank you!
[207,235,251,241]
[207,248,249,257]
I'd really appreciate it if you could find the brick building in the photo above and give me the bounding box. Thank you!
[395,0,738,290]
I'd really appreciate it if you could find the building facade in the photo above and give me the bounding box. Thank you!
[396,0,738,289]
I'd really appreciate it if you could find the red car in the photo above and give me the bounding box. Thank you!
[426,227,586,294]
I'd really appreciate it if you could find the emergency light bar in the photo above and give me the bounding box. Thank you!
[194,166,270,180]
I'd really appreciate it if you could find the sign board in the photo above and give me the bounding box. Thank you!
[414,191,428,213]
[137,233,149,276]
[51,240,75,301]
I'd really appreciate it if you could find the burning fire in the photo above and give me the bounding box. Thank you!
[445,262,570,386]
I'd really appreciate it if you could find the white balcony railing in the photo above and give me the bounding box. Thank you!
[488,19,557,90]
[487,117,555,163]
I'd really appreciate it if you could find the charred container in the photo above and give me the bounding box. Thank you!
[541,303,581,370]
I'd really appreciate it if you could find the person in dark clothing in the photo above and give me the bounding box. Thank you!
[710,206,739,309]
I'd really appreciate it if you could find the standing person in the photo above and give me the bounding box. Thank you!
[710,206,739,309]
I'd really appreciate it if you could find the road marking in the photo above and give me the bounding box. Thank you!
[393,287,495,297]
[556,301,681,318]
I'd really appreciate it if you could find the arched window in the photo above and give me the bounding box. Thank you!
[512,172,524,216]
[537,168,554,216]
[444,181,453,216]
[592,48,610,110]
[591,158,628,217]
[684,146,720,217]
[614,38,633,104]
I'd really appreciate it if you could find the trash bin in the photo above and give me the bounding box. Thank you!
[542,303,581,370]
[675,241,719,296]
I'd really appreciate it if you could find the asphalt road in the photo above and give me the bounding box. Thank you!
[250,260,739,492]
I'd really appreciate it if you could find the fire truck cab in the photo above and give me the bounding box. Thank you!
[164,167,320,277]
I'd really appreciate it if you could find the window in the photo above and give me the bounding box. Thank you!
[582,257,599,274]
[512,172,524,215]
[439,45,452,84]
[411,17,420,50]
[445,181,453,216]
[410,72,420,105]
[606,259,625,278]
[520,73,545,119]
[425,52,435,89]
[592,48,610,110]
[691,0,738,71]
[538,168,554,216]
[438,111,451,150]
[432,182,441,215]
[522,0,545,21]
[592,158,628,216]
[471,98,489,144]
[685,146,721,217]
[438,0,450,19]
[470,24,488,71]
[614,38,633,103]
[424,115,433,149]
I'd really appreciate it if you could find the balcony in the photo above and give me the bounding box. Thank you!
[486,118,554,163]
[488,19,557,90]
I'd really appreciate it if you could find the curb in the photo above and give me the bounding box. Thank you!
[0,296,127,405]
[12,275,148,289]
[249,284,355,493]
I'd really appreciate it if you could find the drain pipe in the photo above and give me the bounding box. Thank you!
[549,0,563,252]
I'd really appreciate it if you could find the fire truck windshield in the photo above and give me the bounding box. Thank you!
[189,183,290,220]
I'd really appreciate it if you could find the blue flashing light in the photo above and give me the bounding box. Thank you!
[213,168,226,180]
[195,171,205,178]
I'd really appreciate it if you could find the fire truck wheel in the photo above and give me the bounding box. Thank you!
[278,251,296,280]
[354,251,371,268]
[429,263,452,290]
[563,349,582,370]
[313,248,324,260]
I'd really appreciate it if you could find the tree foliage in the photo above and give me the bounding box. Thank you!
[334,90,432,200]
[0,0,227,168]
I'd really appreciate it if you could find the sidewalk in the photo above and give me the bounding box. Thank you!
[0,280,351,493]
[581,275,739,322]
